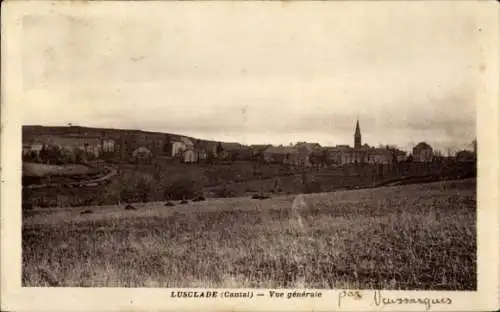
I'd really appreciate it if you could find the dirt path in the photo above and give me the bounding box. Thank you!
[25,165,118,189]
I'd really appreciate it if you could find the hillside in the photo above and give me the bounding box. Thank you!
[23,160,476,208]
[22,125,204,144]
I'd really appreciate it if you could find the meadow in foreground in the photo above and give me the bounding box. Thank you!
[22,179,476,289]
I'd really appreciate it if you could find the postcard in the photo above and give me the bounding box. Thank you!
[1,1,499,311]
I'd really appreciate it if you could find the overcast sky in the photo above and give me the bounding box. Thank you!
[20,2,483,153]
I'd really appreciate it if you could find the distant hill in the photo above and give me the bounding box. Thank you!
[22,125,222,146]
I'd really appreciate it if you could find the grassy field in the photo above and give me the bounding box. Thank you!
[22,179,476,290]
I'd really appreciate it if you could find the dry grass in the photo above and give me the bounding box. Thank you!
[22,179,476,290]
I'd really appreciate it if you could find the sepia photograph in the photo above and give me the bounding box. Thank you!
[2,1,499,311]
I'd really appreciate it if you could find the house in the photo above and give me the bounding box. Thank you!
[30,142,44,154]
[231,146,253,161]
[413,142,433,162]
[322,120,404,166]
[296,145,312,167]
[295,142,322,152]
[339,147,393,165]
[194,141,218,161]
[171,141,187,158]
[196,149,208,161]
[338,143,370,165]
[326,145,393,166]
[340,148,365,164]
[295,142,322,167]
[218,142,246,160]
[132,146,152,161]
[102,139,116,153]
[34,134,103,158]
[82,140,102,158]
[169,137,197,163]
[456,150,475,162]
[366,148,393,165]
[171,137,194,158]
[182,150,196,163]
[324,145,350,165]
[395,150,408,162]
[250,144,272,159]
[262,145,300,166]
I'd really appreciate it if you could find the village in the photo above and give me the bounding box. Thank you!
[22,120,476,168]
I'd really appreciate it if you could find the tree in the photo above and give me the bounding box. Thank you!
[301,169,308,186]
[120,187,135,204]
[310,151,322,167]
[39,145,49,164]
[153,161,162,181]
[40,145,65,165]
[206,152,216,164]
[163,178,202,200]
[252,163,258,177]
[136,177,151,203]
[273,177,282,193]
[216,142,224,157]
[215,183,236,198]
[74,149,86,164]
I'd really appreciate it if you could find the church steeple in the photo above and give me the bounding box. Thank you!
[354,119,361,149]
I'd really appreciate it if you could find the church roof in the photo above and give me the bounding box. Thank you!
[355,119,361,136]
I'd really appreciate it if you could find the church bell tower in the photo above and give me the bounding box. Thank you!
[354,119,361,149]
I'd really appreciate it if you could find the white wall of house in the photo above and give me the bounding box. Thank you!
[183,150,197,163]
[414,149,433,162]
[172,141,187,157]
[371,153,390,164]
[102,139,115,152]
[197,149,208,160]
[31,143,43,153]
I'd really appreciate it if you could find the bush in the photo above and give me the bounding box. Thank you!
[80,209,93,214]
[214,185,236,198]
[120,177,152,203]
[136,178,151,203]
[251,194,270,200]
[163,178,202,201]
[302,180,323,194]
[125,204,137,210]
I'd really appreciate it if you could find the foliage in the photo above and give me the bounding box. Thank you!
[302,179,323,194]
[216,142,224,157]
[136,177,151,203]
[120,177,152,203]
[163,177,202,200]
[214,184,236,198]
